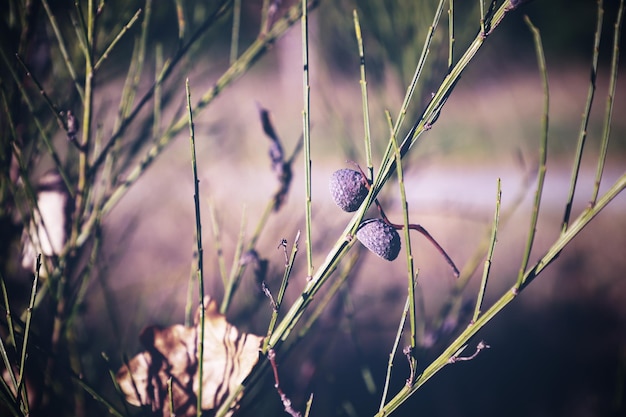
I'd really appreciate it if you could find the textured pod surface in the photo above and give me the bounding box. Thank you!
[329,168,368,212]
[356,219,401,261]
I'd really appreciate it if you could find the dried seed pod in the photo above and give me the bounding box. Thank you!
[329,168,368,212]
[356,219,401,261]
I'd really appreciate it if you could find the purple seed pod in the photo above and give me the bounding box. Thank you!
[356,219,401,261]
[329,168,368,212]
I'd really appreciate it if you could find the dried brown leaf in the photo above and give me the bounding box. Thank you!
[194,298,264,411]
[116,296,264,417]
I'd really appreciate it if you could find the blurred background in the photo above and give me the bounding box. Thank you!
[1,0,626,416]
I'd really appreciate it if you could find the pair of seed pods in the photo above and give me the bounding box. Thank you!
[329,168,401,261]
[329,168,460,278]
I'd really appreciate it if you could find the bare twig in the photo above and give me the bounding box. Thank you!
[449,340,490,363]
[268,349,302,417]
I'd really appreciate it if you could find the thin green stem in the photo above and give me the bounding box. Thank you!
[18,256,40,416]
[304,393,314,417]
[264,231,301,350]
[153,42,163,138]
[479,0,485,35]
[0,47,73,196]
[230,0,241,64]
[185,243,196,327]
[220,207,247,314]
[391,0,447,139]
[353,10,373,179]
[208,203,229,286]
[260,0,271,34]
[591,0,623,205]
[0,387,21,417]
[0,359,13,403]
[340,287,377,395]
[68,222,102,416]
[0,86,18,150]
[94,8,142,71]
[249,201,273,250]
[302,0,313,278]
[276,232,300,310]
[562,0,604,231]
[379,290,412,412]
[0,272,17,355]
[114,38,140,130]
[131,0,152,112]
[282,250,360,356]
[41,0,85,101]
[186,79,205,417]
[70,10,90,62]
[218,120,302,313]
[0,275,19,400]
[414,275,426,347]
[431,163,534,334]
[72,375,125,417]
[102,0,151,181]
[105,36,142,182]
[448,0,455,71]
[387,111,417,371]
[71,0,96,248]
[523,173,626,290]
[74,1,92,59]
[101,352,131,416]
[14,54,66,130]
[265,204,367,353]
[68,220,102,326]
[516,15,548,290]
[472,179,501,322]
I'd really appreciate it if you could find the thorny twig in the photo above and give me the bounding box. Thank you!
[403,345,416,386]
[268,349,302,417]
[261,281,278,312]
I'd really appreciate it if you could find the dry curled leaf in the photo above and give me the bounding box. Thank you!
[257,104,299,211]
[116,296,264,417]
[258,106,284,175]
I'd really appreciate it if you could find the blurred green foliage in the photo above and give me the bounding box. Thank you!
[316,0,624,84]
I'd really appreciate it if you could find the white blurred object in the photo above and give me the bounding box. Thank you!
[21,171,70,273]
